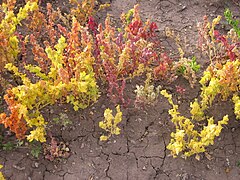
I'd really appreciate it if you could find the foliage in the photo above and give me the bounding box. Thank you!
[0,164,5,180]
[199,60,240,110]
[0,0,37,90]
[99,105,123,141]
[165,28,201,87]
[93,4,160,104]
[0,19,99,142]
[224,9,240,38]
[0,1,238,162]
[43,137,70,161]
[53,113,72,127]
[161,90,229,158]
[30,141,42,158]
[237,160,240,167]
[233,94,240,120]
[134,73,161,108]
[69,0,110,26]
[197,15,240,62]
[0,0,37,71]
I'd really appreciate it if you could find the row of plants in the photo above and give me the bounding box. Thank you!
[0,0,239,162]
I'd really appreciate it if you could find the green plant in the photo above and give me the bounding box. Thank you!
[165,28,200,87]
[177,56,200,74]
[0,134,23,151]
[237,160,240,167]
[53,113,72,127]
[99,105,123,141]
[30,141,42,158]
[224,8,240,38]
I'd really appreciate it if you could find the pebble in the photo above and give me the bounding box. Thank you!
[34,162,39,168]
[228,150,234,155]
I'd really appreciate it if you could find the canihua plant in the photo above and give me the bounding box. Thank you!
[0,0,37,87]
[161,23,239,156]
[233,94,240,120]
[99,105,123,141]
[0,0,37,69]
[197,14,239,62]
[224,8,240,38]
[161,14,240,157]
[134,73,161,108]
[93,4,159,104]
[0,18,99,142]
[164,28,201,87]
[199,60,240,110]
[0,164,5,180]
[161,90,229,158]
[192,11,239,119]
[69,0,110,26]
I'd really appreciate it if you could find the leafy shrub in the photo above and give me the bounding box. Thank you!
[224,8,240,38]
[99,105,123,141]
[161,90,229,158]
[0,0,37,88]
[134,73,161,108]
[0,17,99,142]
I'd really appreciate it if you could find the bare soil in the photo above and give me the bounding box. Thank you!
[1,0,240,180]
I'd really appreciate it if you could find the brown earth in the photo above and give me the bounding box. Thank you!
[1,0,240,179]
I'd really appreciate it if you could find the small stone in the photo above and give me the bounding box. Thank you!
[231,128,235,132]
[228,150,234,155]
[206,164,211,169]
[142,166,147,170]
[34,162,39,168]
[181,173,189,180]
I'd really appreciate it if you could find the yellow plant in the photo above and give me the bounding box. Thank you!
[0,164,5,180]
[161,90,229,158]
[69,0,110,25]
[0,0,37,70]
[190,99,205,121]
[199,60,240,110]
[233,94,240,120]
[1,32,99,142]
[99,105,123,141]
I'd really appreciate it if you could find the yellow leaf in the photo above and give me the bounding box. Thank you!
[100,135,108,141]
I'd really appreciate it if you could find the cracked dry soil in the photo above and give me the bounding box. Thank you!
[1,0,240,179]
